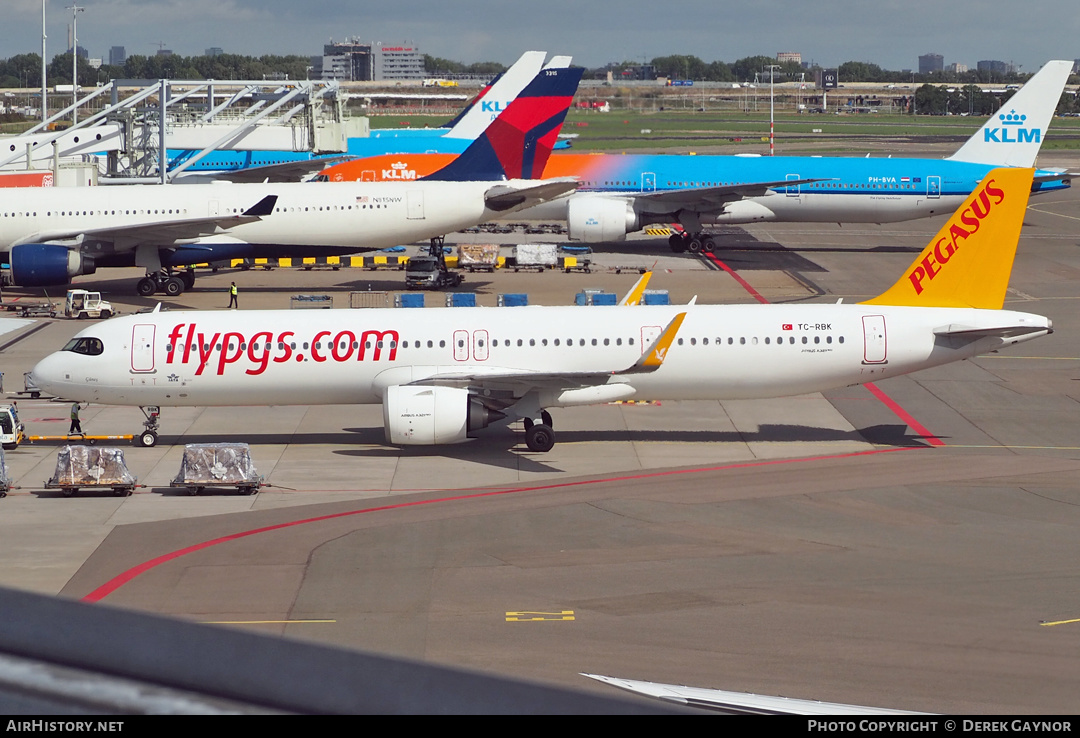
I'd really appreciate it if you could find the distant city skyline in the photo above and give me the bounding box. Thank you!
[2,1,1077,74]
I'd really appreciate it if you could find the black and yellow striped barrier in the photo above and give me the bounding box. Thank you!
[222,255,413,270]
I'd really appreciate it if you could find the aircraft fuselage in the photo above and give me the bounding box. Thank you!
[31,304,1051,408]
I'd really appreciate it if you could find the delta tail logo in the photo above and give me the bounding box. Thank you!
[984,110,1041,144]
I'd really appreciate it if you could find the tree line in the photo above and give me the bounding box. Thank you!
[1,51,1076,115]
[0,52,314,88]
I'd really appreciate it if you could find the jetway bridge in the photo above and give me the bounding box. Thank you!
[0,79,365,184]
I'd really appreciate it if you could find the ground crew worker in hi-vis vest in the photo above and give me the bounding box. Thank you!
[228,282,238,309]
[69,402,82,435]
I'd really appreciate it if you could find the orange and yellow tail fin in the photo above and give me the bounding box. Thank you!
[861,167,1033,309]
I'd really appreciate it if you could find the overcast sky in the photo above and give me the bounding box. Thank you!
[3,0,1078,74]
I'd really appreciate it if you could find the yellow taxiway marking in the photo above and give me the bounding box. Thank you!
[506,611,575,622]
[1040,618,1080,627]
[202,619,337,625]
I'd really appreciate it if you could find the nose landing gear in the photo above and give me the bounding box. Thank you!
[136,406,160,447]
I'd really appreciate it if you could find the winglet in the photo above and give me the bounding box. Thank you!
[242,195,278,217]
[619,271,652,305]
[618,312,686,374]
[861,168,1033,310]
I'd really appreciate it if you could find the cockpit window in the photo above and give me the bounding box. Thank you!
[61,337,104,356]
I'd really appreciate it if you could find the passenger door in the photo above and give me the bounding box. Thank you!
[861,315,887,364]
[130,324,156,373]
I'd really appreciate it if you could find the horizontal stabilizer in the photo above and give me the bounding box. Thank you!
[484,178,577,211]
[933,323,1053,339]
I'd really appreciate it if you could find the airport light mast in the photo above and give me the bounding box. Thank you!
[41,0,47,123]
[68,3,84,124]
[767,64,781,156]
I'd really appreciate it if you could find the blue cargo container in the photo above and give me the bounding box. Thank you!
[446,293,477,307]
[642,290,670,306]
[498,293,529,307]
[396,293,425,308]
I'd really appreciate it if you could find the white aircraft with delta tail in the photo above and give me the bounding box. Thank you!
[30,168,1051,451]
[0,66,582,296]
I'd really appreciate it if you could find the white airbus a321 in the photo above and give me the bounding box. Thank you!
[30,168,1051,452]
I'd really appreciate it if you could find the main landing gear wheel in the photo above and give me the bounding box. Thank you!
[137,430,158,448]
[668,233,687,253]
[541,410,553,428]
[701,236,716,253]
[136,277,156,296]
[163,277,184,297]
[525,424,555,452]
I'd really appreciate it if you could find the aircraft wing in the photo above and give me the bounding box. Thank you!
[581,675,931,716]
[401,364,612,392]
[10,195,278,248]
[484,178,578,211]
[210,157,354,184]
[629,177,830,214]
[401,312,685,401]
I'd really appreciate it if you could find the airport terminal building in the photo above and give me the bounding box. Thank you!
[315,39,425,82]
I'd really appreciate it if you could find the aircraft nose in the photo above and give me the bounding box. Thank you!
[30,352,67,395]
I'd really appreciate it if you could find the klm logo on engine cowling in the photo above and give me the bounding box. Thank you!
[984,110,1041,144]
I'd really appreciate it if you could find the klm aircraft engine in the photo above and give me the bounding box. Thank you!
[566,197,640,242]
[382,385,505,445]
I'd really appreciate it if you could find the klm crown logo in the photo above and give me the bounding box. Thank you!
[984,110,1041,144]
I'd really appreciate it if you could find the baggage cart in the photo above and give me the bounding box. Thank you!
[512,243,557,271]
[457,244,500,273]
[171,443,263,496]
[44,446,138,497]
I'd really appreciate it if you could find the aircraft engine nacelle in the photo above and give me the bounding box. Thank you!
[383,385,504,445]
[8,244,96,287]
[566,197,639,243]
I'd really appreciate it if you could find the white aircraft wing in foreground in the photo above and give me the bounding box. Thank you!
[581,674,930,715]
